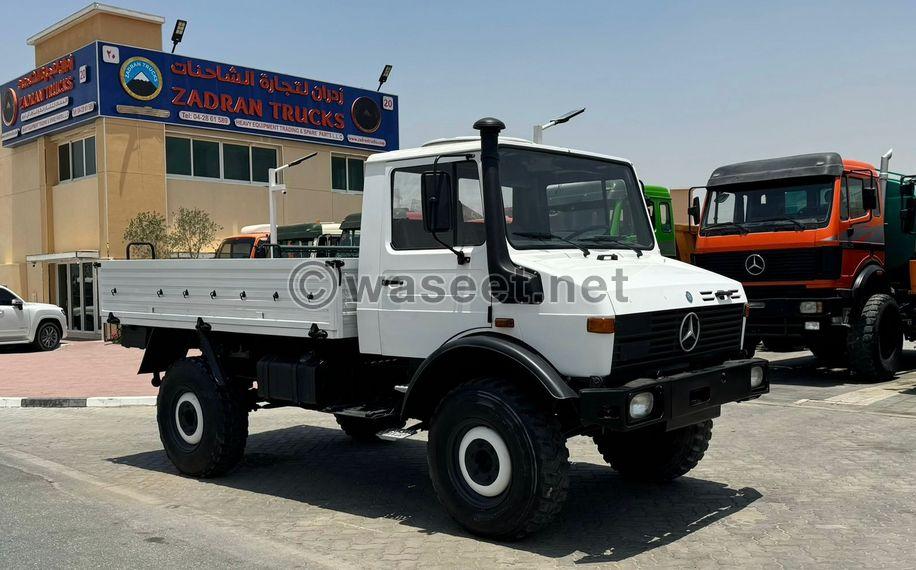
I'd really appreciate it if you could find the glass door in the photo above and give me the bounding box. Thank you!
[56,262,100,333]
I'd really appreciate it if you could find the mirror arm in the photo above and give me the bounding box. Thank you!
[430,231,470,265]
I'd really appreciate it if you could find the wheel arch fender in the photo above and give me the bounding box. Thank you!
[852,262,889,302]
[400,333,578,422]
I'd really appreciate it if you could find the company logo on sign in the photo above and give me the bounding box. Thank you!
[351,96,381,133]
[120,57,162,101]
[1,87,18,127]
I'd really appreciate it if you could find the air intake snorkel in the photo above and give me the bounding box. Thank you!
[473,117,543,304]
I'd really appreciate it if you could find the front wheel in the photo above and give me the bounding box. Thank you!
[157,357,249,477]
[33,321,61,351]
[427,378,569,540]
[847,293,902,381]
[592,420,713,482]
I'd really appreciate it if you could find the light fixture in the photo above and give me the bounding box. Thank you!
[533,108,586,144]
[377,64,393,91]
[171,19,188,53]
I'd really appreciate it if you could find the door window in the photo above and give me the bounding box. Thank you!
[0,287,15,305]
[391,161,484,249]
[659,202,671,231]
[842,177,866,220]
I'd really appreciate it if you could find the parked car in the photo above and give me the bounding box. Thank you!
[0,285,67,351]
[213,222,343,258]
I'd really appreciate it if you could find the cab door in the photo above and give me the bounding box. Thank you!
[0,287,28,340]
[376,158,491,358]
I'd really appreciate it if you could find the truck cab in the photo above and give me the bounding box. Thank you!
[692,152,907,376]
[643,184,676,257]
[100,118,766,539]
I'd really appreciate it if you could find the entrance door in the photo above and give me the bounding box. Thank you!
[56,262,99,334]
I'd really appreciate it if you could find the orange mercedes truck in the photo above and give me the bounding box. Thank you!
[691,151,916,379]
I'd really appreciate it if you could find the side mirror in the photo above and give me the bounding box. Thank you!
[11,299,23,310]
[862,185,878,211]
[688,196,701,225]
[421,171,453,234]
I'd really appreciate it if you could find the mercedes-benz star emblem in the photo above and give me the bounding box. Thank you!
[679,312,701,352]
[745,254,766,276]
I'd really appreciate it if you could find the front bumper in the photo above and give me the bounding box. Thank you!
[578,358,768,431]
[746,295,849,338]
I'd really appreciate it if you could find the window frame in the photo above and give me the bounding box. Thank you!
[389,159,486,251]
[165,135,279,185]
[331,153,367,194]
[57,135,97,184]
[842,175,869,221]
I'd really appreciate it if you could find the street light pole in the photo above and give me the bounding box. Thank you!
[267,153,318,255]
[532,108,586,144]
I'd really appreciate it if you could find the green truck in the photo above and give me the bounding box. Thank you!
[644,184,676,257]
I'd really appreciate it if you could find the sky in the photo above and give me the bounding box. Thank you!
[4,0,916,188]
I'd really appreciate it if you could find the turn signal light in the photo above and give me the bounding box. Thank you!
[744,303,751,317]
[494,318,515,328]
[587,317,616,334]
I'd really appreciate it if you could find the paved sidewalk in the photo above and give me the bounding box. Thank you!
[0,340,152,398]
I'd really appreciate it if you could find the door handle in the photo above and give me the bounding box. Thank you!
[382,278,404,286]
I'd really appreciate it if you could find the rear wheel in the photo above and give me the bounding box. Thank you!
[427,378,569,540]
[592,420,713,482]
[157,357,248,477]
[847,293,901,381]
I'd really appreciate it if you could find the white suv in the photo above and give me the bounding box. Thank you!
[0,286,67,351]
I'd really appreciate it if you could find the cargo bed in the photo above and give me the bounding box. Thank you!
[99,258,358,339]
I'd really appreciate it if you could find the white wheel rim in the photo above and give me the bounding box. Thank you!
[175,392,203,445]
[458,426,512,497]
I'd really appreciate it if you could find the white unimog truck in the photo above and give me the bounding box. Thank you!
[100,118,768,539]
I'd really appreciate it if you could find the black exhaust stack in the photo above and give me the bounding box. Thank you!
[474,117,543,304]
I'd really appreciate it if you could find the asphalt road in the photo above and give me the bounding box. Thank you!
[1,350,915,568]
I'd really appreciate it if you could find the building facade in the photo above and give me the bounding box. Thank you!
[0,4,398,337]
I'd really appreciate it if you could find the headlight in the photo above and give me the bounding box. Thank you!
[628,392,654,420]
[799,301,823,314]
[750,365,765,389]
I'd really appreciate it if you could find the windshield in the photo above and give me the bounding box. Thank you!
[498,148,654,251]
[214,238,255,258]
[702,177,835,235]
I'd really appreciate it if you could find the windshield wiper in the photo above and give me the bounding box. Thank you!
[753,216,806,231]
[578,236,643,257]
[513,231,590,257]
[704,221,749,235]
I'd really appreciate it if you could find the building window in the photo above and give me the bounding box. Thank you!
[58,136,96,183]
[166,136,278,184]
[332,154,365,192]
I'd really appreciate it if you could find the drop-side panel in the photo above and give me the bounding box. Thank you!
[98,259,358,339]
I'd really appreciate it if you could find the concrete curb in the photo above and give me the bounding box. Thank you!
[0,396,156,408]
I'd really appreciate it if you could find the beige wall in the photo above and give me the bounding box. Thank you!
[163,126,367,245]
[34,12,162,66]
[103,118,167,258]
[52,176,100,251]
[0,138,49,300]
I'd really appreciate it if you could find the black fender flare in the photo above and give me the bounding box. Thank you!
[852,263,888,301]
[400,333,577,421]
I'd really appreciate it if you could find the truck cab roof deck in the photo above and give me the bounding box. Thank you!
[708,152,846,187]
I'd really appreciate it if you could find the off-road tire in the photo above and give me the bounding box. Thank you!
[32,320,62,351]
[847,293,901,381]
[157,357,248,477]
[427,378,569,540]
[592,420,713,482]
[334,414,405,442]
